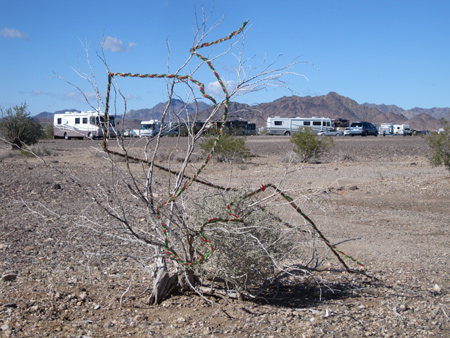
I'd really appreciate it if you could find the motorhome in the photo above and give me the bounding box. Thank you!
[267,116,333,136]
[379,123,394,136]
[213,120,254,135]
[332,118,350,131]
[140,120,163,137]
[393,124,412,136]
[53,111,116,139]
[247,123,257,135]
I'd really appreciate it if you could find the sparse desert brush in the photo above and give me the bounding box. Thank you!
[0,103,43,149]
[280,150,301,164]
[20,147,52,157]
[187,190,317,294]
[426,119,450,172]
[199,128,251,163]
[290,128,334,163]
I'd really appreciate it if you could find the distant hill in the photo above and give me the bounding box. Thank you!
[34,109,79,120]
[33,109,80,127]
[402,107,450,120]
[220,92,444,130]
[33,93,447,130]
[361,103,405,115]
[203,92,442,130]
[125,99,211,121]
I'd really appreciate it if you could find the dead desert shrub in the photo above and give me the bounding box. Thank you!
[280,150,301,164]
[44,16,359,306]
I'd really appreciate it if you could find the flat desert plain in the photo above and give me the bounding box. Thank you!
[1,135,449,337]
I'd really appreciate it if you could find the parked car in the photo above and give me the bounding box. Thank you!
[414,130,430,136]
[345,122,378,136]
[123,129,138,137]
[317,129,344,136]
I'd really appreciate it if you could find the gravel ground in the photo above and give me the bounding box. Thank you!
[0,135,449,337]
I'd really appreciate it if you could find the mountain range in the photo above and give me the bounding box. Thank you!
[34,92,449,130]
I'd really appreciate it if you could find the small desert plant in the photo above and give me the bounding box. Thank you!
[290,128,334,163]
[190,191,302,294]
[0,103,43,149]
[426,119,450,172]
[280,150,302,164]
[20,147,52,157]
[199,128,250,162]
[42,124,54,140]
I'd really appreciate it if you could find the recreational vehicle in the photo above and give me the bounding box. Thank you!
[140,120,162,137]
[393,124,412,136]
[267,117,333,136]
[54,111,116,140]
[332,118,350,131]
[213,120,253,135]
[247,123,257,135]
[379,123,394,136]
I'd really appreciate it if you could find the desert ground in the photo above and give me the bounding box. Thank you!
[1,135,449,337]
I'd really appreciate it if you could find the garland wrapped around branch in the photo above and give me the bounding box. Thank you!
[102,20,365,273]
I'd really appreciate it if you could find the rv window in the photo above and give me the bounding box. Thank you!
[57,118,62,124]
[274,121,283,126]
[82,117,88,124]
[304,121,310,126]
[75,118,80,124]
[313,121,321,126]
[326,122,331,126]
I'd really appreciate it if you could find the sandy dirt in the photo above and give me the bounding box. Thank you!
[1,135,449,337]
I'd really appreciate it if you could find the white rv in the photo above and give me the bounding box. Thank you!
[140,120,162,137]
[54,111,116,140]
[379,123,394,135]
[267,116,333,136]
[393,124,412,136]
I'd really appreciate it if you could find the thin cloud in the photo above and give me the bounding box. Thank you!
[63,91,98,103]
[0,27,29,40]
[207,80,237,98]
[31,90,55,97]
[101,36,136,53]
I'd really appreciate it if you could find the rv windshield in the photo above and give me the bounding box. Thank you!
[141,123,156,130]
[95,116,115,127]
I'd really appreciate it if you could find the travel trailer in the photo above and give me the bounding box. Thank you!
[379,123,394,135]
[267,116,333,136]
[53,111,116,139]
[393,124,412,136]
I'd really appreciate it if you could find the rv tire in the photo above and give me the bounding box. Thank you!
[87,132,93,139]
[284,131,291,136]
[64,133,69,140]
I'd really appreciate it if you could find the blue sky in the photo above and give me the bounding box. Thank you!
[1,0,449,116]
